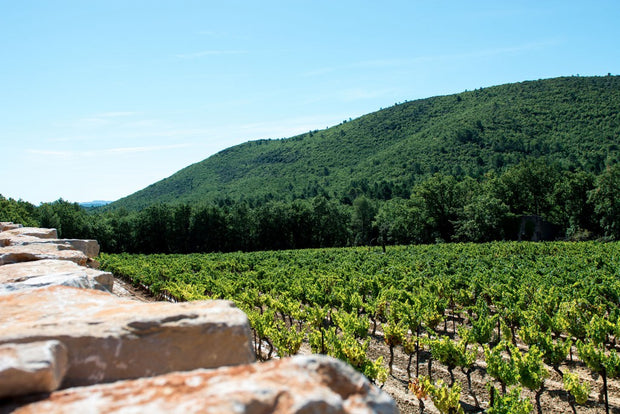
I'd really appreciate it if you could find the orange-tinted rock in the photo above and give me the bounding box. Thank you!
[0,227,57,239]
[0,286,254,387]
[0,235,100,258]
[0,341,68,398]
[0,222,22,232]
[0,260,113,293]
[58,239,99,258]
[0,244,88,266]
[9,355,397,414]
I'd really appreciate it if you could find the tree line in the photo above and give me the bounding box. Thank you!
[2,159,619,254]
[111,76,620,211]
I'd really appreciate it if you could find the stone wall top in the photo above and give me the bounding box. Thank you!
[0,223,396,413]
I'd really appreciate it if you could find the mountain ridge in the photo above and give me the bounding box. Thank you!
[109,75,620,211]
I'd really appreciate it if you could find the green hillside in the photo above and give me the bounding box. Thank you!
[111,76,620,210]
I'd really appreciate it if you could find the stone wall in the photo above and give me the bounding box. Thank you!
[0,222,396,413]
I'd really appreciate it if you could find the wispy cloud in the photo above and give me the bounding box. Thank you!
[54,111,140,129]
[196,30,227,38]
[299,87,396,106]
[104,144,191,154]
[300,67,336,77]
[195,30,249,41]
[303,39,562,79]
[440,39,562,61]
[175,50,248,59]
[27,144,191,158]
[236,115,351,139]
[339,88,396,102]
[96,111,139,118]
[355,39,562,68]
[27,149,74,157]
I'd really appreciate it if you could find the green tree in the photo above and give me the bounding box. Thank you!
[374,197,427,246]
[0,195,38,227]
[453,193,509,242]
[171,204,192,253]
[589,164,620,239]
[497,159,561,217]
[226,202,257,251]
[551,170,596,238]
[289,199,314,249]
[412,174,464,241]
[351,196,377,245]
[37,199,90,238]
[189,205,227,252]
[135,203,173,253]
[101,209,137,253]
[311,196,350,247]
[254,201,294,250]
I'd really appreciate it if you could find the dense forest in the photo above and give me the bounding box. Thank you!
[1,160,619,253]
[2,76,620,253]
[108,75,620,210]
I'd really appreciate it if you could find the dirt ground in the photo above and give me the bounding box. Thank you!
[363,328,620,414]
[112,276,159,302]
[115,277,620,413]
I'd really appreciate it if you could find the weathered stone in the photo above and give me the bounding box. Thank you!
[0,227,57,239]
[7,355,397,414]
[0,244,88,266]
[0,260,113,293]
[0,340,68,398]
[0,235,100,258]
[60,239,99,258]
[0,286,254,387]
[0,222,23,232]
[0,274,107,294]
[0,260,114,292]
[86,258,100,269]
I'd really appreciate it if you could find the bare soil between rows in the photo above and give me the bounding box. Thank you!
[115,277,620,413]
[363,329,620,414]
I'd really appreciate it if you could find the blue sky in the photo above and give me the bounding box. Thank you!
[2,1,619,204]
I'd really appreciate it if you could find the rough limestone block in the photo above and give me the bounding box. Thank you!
[59,239,100,258]
[0,235,100,258]
[7,355,397,414]
[0,244,88,266]
[0,222,22,232]
[0,341,68,398]
[0,273,112,294]
[0,227,57,239]
[0,286,254,387]
[0,260,113,293]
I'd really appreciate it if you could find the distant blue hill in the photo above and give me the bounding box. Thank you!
[79,200,112,208]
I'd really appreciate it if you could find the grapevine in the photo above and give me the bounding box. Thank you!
[98,241,620,412]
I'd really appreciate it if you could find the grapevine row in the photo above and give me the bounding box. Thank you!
[99,241,620,413]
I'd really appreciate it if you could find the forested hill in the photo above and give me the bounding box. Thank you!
[110,75,620,211]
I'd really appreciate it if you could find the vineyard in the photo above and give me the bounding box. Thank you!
[99,242,620,413]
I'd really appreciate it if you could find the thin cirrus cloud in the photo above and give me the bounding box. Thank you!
[53,112,142,129]
[27,144,191,158]
[300,67,337,78]
[355,39,562,68]
[175,50,248,59]
[302,39,561,77]
[95,111,139,118]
